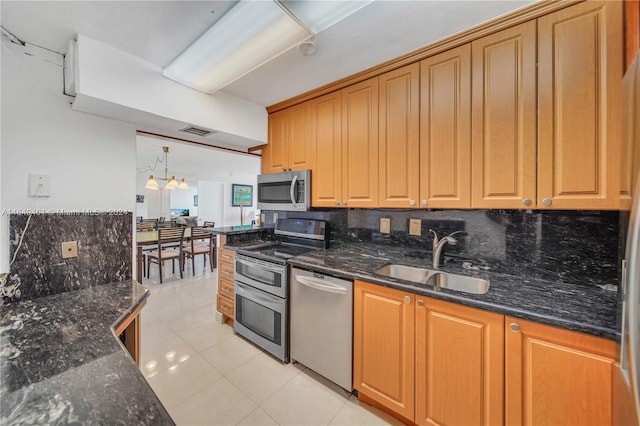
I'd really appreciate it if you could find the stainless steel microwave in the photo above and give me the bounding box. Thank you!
[257,170,310,212]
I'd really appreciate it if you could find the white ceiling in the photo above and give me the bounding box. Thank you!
[1,0,535,108]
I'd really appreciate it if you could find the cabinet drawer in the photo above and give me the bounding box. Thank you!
[220,248,235,265]
[220,261,235,281]
[219,278,234,299]
[217,294,234,318]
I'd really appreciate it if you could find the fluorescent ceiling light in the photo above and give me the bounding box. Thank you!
[163,0,313,94]
[280,0,373,33]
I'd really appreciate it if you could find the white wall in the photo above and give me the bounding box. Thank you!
[198,181,224,226]
[1,40,137,272]
[169,185,198,217]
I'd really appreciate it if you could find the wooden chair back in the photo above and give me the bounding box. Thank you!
[203,221,215,228]
[136,221,155,232]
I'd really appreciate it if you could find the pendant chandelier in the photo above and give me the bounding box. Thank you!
[144,146,189,190]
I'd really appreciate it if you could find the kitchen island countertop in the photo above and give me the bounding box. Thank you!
[288,242,618,340]
[0,280,174,425]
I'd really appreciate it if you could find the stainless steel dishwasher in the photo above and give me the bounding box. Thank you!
[290,267,353,391]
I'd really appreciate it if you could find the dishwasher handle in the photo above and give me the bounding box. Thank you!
[294,275,348,295]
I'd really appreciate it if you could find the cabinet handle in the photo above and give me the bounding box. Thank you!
[409,200,416,206]
[417,300,424,307]
[523,198,532,206]
[335,201,340,206]
[282,166,286,172]
[404,295,411,303]
[421,200,427,206]
[342,201,347,206]
[542,198,552,206]
[509,323,521,333]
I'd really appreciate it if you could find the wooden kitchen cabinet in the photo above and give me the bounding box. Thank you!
[505,316,616,426]
[378,63,420,208]
[353,280,415,422]
[216,239,235,322]
[537,1,622,210]
[354,280,504,425]
[115,299,146,366]
[420,44,472,208]
[342,77,379,207]
[311,90,343,207]
[263,101,313,174]
[415,297,504,426]
[471,20,537,209]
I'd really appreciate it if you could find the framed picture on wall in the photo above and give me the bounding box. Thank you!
[136,194,144,203]
[194,195,198,207]
[232,184,253,207]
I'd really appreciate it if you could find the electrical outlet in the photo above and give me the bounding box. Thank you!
[273,212,279,223]
[61,241,78,259]
[409,218,422,236]
[380,217,391,234]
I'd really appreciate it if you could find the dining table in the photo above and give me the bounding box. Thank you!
[135,228,217,282]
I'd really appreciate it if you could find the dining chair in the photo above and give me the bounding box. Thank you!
[183,226,215,274]
[146,227,186,283]
[203,221,215,228]
[136,221,155,232]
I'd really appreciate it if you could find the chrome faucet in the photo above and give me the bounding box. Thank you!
[429,230,465,269]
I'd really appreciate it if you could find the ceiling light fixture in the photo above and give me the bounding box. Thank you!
[143,146,189,191]
[162,0,373,94]
[162,0,313,94]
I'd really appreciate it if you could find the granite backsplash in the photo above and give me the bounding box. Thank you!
[264,209,619,287]
[5,212,132,301]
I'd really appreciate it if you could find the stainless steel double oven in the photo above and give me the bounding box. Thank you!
[233,218,328,362]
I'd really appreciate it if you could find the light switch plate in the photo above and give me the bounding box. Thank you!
[61,241,78,259]
[29,174,52,197]
[409,218,422,236]
[380,218,391,234]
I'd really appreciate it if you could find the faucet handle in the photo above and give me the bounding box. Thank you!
[443,231,467,246]
[429,229,439,249]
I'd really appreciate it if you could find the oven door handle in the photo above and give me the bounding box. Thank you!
[290,175,298,205]
[295,275,348,295]
[235,282,283,310]
[236,258,283,274]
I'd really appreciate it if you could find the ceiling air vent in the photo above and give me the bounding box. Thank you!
[179,125,216,137]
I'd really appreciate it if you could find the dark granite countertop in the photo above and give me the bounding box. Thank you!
[209,225,270,235]
[0,280,174,425]
[288,242,618,340]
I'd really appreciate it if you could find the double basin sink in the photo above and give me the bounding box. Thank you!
[374,264,489,294]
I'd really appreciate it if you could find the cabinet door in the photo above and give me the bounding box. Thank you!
[288,102,313,171]
[266,110,289,173]
[353,280,414,422]
[415,297,504,426]
[538,1,622,209]
[342,78,379,208]
[312,91,343,207]
[505,317,615,426]
[471,21,537,209]
[379,63,420,208]
[420,44,472,208]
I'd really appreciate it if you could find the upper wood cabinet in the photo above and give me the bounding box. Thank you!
[505,316,615,426]
[420,44,472,208]
[415,297,504,426]
[379,63,420,208]
[342,77,379,208]
[471,21,537,209]
[311,91,343,207]
[353,280,415,422]
[264,101,313,174]
[537,1,622,209]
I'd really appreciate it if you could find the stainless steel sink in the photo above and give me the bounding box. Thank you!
[374,264,438,283]
[374,264,490,295]
[425,272,490,294]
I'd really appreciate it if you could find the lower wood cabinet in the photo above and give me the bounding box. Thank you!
[353,280,503,425]
[416,297,504,426]
[354,281,616,426]
[217,242,235,322]
[505,316,616,426]
[115,299,146,366]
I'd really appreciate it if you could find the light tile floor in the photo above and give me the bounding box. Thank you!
[140,259,403,426]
